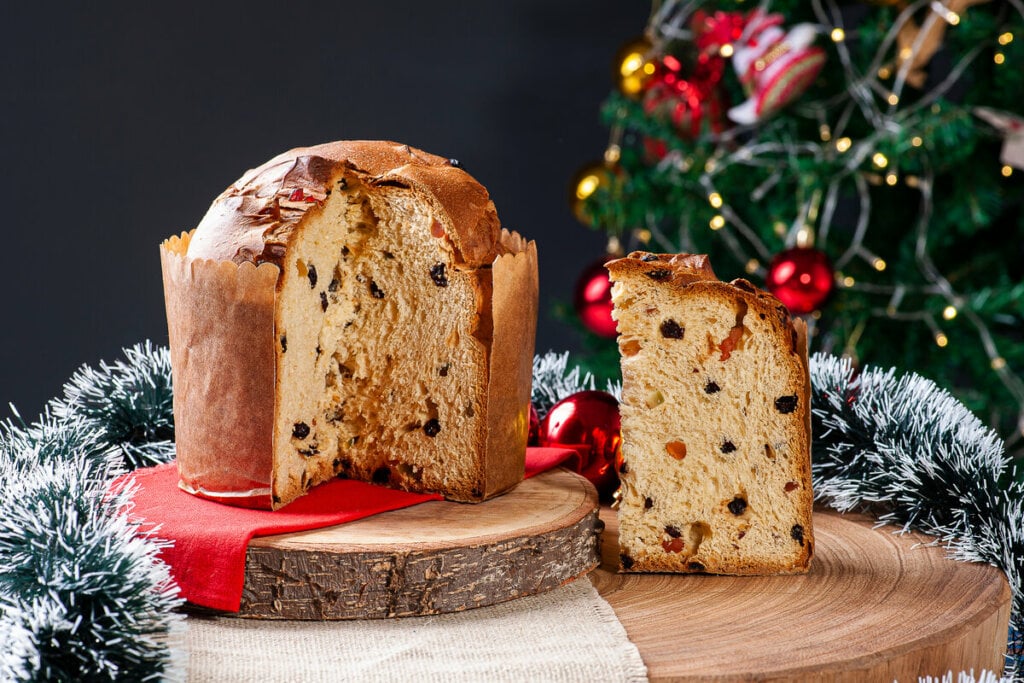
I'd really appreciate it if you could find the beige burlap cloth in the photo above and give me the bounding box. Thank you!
[185,579,646,682]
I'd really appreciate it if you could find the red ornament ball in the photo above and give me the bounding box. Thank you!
[766,247,835,314]
[539,390,622,499]
[573,259,618,338]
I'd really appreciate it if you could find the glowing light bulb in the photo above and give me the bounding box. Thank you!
[835,137,852,153]
[885,172,898,186]
[946,11,960,25]
[745,259,760,274]
[831,28,846,42]
[604,145,621,164]
[576,174,600,200]
[708,192,723,208]
[720,44,734,58]
[872,152,889,169]
[911,136,923,147]
[819,125,832,142]
[887,93,900,106]
[878,66,892,79]
[995,53,1006,65]
[635,229,652,244]
[935,333,949,348]
[999,32,1014,45]
[709,215,725,230]
[1002,165,1014,177]
[842,275,855,287]
[943,305,958,320]
[873,258,887,271]
[992,357,1007,370]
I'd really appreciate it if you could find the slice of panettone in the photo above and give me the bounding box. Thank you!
[607,251,813,574]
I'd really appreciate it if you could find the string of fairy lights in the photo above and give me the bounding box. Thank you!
[574,0,1024,433]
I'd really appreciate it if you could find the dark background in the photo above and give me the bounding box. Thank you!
[0,1,649,419]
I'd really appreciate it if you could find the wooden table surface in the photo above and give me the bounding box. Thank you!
[590,505,1012,682]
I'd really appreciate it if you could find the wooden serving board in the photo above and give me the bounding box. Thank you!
[590,506,1013,682]
[237,468,601,619]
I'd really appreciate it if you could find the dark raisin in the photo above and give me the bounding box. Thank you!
[332,458,341,469]
[646,269,672,281]
[471,487,482,498]
[619,461,629,474]
[328,278,340,293]
[775,395,799,414]
[704,381,721,394]
[660,319,684,339]
[320,292,328,311]
[620,554,634,570]
[759,313,767,320]
[297,446,319,457]
[438,363,450,377]
[372,467,391,485]
[292,422,310,439]
[337,178,348,189]
[644,496,654,509]
[720,440,737,454]
[665,525,682,538]
[315,345,322,358]
[791,524,805,545]
[640,253,660,262]
[423,419,441,437]
[382,250,395,259]
[341,245,350,257]
[448,158,462,168]
[307,264,318,288]
[280,335,287,352]
[369,281,385,299]
[728,497,747,515]
[272,494,281,504]
[687,561,706,571]
[430,263,448,287]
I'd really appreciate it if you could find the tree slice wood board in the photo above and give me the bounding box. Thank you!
[237,468,601,620]
[590,506,1012,682]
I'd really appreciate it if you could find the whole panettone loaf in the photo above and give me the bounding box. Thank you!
[607,251,813,574]
[160,141,538,509]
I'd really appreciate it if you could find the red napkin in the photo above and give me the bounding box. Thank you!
[125,447,579,612]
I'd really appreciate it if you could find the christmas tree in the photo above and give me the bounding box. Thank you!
[571,0,1024,450]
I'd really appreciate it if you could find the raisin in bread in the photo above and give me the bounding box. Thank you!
[160,141,538,509]
[607,251,813,574]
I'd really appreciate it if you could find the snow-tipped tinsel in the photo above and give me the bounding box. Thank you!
[532,351,621,417]
[809,353,1023,679]
[0,349,183,681]
[52,341,175,471]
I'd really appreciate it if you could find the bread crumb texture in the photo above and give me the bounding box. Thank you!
[608,252,814,575]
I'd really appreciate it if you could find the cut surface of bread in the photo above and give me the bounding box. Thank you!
[164,141,537,509]
[607,252,813,574]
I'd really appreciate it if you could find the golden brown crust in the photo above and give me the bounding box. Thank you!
[605,251,718,288]
[188,141,501,270]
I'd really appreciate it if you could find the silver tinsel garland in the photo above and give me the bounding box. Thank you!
[0,345,1019,680]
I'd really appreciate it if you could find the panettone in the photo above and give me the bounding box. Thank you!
[607,251,813,574]
[160,141,538,509]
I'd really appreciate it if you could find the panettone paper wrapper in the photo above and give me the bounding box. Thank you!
[161,231,280,507]
[483,230,539,497]
[160,229,539,509]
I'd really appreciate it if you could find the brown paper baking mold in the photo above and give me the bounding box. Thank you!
[161,230,280,508]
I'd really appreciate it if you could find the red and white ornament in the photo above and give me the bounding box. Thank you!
[573,258,618,338]
[766,247,835,314]
[727,11,826,125]
[539,390,622,499]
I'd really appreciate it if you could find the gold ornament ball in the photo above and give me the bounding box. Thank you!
[613,36,656,99]
[570,161,614,226]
